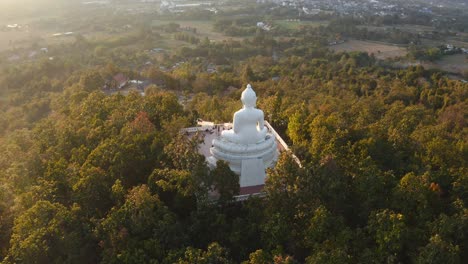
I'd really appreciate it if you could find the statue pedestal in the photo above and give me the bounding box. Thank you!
[208,133,278,188]
[209,135,277,172]
[240,158,266,187]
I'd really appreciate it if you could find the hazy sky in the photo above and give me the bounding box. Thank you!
[0,0,79,20]
[0,0,78,10]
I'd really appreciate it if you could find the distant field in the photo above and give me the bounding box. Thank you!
[420,38,468,50]
[0,30,40,51]
[423,54,468,74]
[151,20,238,42]
[0,27,136,54]
[360,24,441,38]
[0,89,8,104]
[330,39,407,59]
[0,31,72,53]
[396,54,468,75]
[274,20,329,30]
[360,24,468,49]
[0,14,69,52]
[360,24,435,34]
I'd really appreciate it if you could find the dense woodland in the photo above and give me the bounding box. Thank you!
[1,5,468,263]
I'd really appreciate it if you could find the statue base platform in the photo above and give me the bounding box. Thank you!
[208,134,278,188]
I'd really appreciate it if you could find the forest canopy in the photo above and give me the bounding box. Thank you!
[0,4,467,263]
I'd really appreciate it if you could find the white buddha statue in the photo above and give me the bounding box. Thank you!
[222,84,268,144]
[209,84,278,184]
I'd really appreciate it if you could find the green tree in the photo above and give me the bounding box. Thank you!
[0,184,14,259]
[304,206,351,264]
[79,71,104,92]
[211,160,239,204]
[243,249,270,264]
[164,135,210,195]
[148,168,197,218]
[241,65,256,84]
[73,166,113,217]
[5,201,90,264]
[98,185,184,264]
[170,242,234,264]
[416,235,460,264]
[263,153,311,255]
[287,105,310,146]
[367,209,408,262]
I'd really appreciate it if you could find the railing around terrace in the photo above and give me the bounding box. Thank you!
[264,120,302,168]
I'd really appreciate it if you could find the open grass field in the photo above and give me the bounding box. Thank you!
[330,39,407,59]
[396,54,468,75]
[0,31,37,51]
[423,54,468,74]
[274,20,329,30]
[420,37,468,49]
[0,30,81,52]
[360,24,437,35]
[360,24,468,48]
[151,19,240,42]
[0,13,67,52]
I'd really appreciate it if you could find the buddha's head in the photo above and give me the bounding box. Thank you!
[241,84,257,108]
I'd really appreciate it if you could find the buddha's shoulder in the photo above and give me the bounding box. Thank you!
[254,108,264,115]
[234,108,263,116]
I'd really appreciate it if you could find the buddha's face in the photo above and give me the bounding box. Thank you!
[241,85,257,108]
